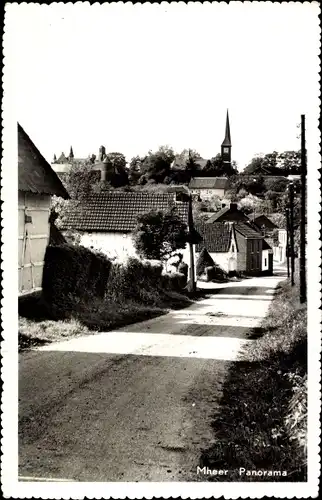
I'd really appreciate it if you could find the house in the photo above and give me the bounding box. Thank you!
[195,222,238,274]
[252,214,277,236]
[206,202,249,223]
[234,222,264,275]
[188,177,228,200]
[61,191,190,264]
[196,221,264,275]
[18,124,69,295]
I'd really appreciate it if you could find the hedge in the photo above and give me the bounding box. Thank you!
[205,264,228,282]
[42,244,111,317]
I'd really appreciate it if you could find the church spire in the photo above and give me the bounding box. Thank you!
[221,109,231,147]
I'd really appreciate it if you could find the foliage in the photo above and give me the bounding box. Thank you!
[238,194,264,215]
[205,264,228,282]
[243,150,301,176]
[196,248,215,277]
[133,209,189,261]
[42,244,112,318]
[138,146,175,184]
[203,154,238,177]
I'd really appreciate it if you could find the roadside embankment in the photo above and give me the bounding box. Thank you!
[199,277,307,481]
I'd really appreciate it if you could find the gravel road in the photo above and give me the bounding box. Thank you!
[19,274,282,482]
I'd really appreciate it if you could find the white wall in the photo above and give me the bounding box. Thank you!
[196,232,238,274]
[80,231,197,279]
[190,188,226,200]
[262,249,269,271]
[19,191,51,295]
[80,232,137,262]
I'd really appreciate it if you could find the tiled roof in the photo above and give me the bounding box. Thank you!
[234,222,263,239]
[189,177,228,189]
[62,192,189,232]
[196,222,232,253]
[18,124,69,199]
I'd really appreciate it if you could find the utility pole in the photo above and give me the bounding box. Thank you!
[188,194,196,294]
[299,114,307,303]
[289,182,295,286]
[285,208,290,278]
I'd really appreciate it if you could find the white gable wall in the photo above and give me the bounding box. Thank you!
[189,188,226,201]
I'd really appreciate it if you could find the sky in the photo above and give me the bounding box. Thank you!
[5,2,320,169]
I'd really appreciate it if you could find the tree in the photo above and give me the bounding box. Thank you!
[277,150,301,175]
[128,155,144,185]
[243,156,264,175]
[133,209,189,261]
[102,152,128,187]
[203,154,238,177]
[63,160,100,200]
[140,146,175,184]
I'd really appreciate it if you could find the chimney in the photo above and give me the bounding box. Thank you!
[230,203,237,211]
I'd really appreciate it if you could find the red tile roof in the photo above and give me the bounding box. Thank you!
[18,124,69,199]
[62,192,189,232]
[196,222,232,253]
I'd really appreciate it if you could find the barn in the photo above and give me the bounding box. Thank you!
[18,123,69,295]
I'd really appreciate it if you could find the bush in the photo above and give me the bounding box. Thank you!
[107,257,164,305]
[178,261,188,281]
[162,271,186,292]
[196,248,215,277]
[42,244,112,318]
[205,264,228,282]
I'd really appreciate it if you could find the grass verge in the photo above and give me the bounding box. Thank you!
[200,278,307,481]
[18,289,192,351]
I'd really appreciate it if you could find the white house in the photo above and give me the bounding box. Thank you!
[188,177,228,200]
[62,190,195,270]
[195,222,238,274]
[18,124,69,295]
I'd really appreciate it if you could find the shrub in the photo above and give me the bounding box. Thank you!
[107,257,163,305]
[196,248,215,277]
[178,261,188,281]
[162,271,186,292]
[42,244,112,318]
[205,264,227,282]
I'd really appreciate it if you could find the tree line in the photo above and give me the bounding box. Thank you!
[59,145,301,201]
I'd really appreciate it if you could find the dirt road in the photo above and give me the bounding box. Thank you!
[19,273,284,482]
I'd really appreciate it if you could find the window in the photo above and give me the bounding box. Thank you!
[232,244,235,252]
[265,258,267,267]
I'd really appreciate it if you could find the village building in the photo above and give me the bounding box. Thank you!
[196,220,265,276]
[206,202,249,223]
[195,222,238,274]
[18,123,69,295]
[61,191,192,265]
[188,177,228,200]
[252,213,278,236]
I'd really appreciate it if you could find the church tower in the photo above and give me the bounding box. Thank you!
[221,110,232,166]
